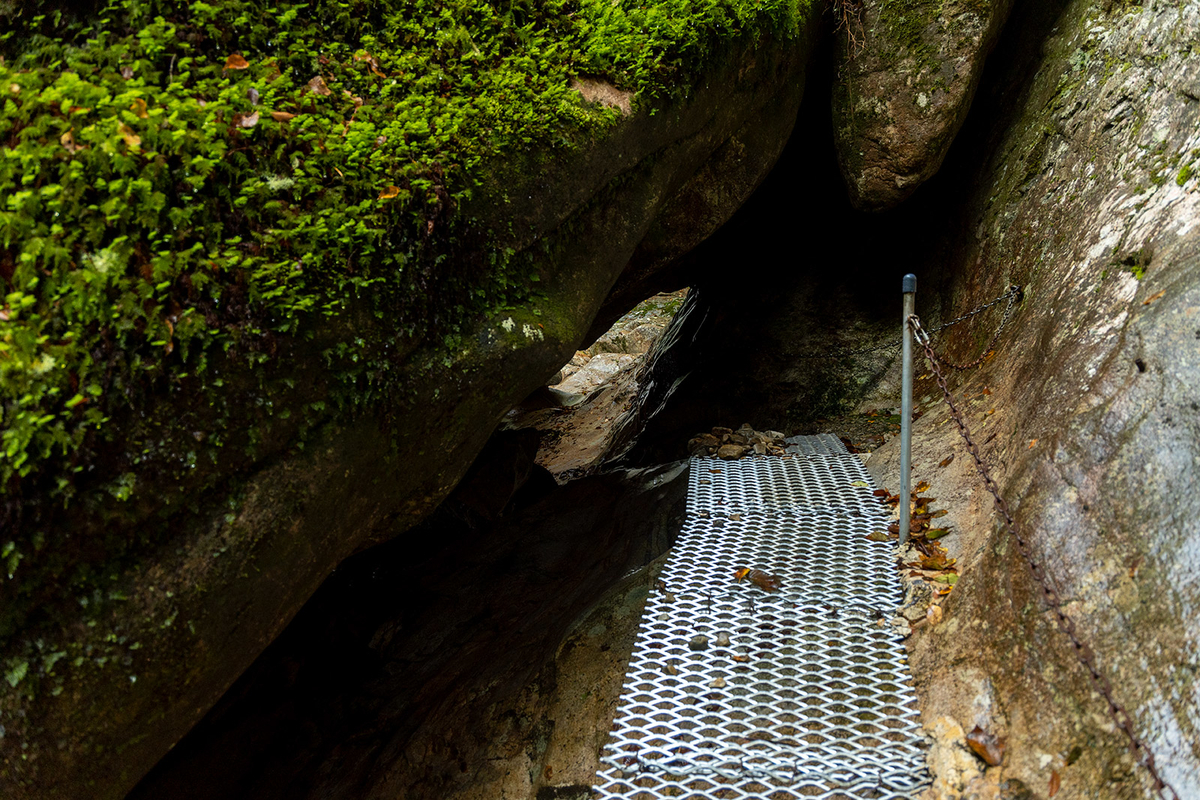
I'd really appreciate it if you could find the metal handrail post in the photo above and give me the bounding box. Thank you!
[899,274,917,546]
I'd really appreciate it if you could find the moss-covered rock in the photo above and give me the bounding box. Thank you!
[0,0,820,796]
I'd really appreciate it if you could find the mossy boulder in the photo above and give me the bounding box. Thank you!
[0,1,820,797]
[831,0,1015,210]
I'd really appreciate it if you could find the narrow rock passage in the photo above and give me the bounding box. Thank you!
[594,435,930,798]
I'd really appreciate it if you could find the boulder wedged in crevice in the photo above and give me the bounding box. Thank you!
[831,0,1016,211]
[129,457,688,800]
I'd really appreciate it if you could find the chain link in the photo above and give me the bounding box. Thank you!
[923,284,1022,370]
[927,284,1023,336]
[908,315,1179,800]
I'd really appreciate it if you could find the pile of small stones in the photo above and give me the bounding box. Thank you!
[687,424,787,459]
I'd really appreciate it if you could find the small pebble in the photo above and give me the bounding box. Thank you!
[708,677,726,689]
[716,632,732,647]
[689,635,709,651]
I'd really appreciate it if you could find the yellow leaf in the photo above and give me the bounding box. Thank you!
[117,122,141,149]
[914,480,930,493]
[130,98,148,118]
[849,480,870,488]
[1142,289,1166,305]
[378,185,401,199]
[225,53,250,70]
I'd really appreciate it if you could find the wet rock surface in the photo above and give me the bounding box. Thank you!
[865,1,1200,796]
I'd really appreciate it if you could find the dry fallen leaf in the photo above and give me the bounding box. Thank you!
[1028,438,1039,449]
[130,98,148,118]
[925,528,950,540]
[915,480,930,493]
[237,111,259,128]
[306,75,333,96]
[60,129,80,153]
[731,655,750,663]
[965,726,1005,766]
[117,122,140,148]
[865,531,892,542]
[378,186,401,199]
[708,677,726,689]
[663,661,679,676]
[1049,770,1061,797]
[270,110,297,122]
[938,454,955,468]
[225,53,250,70]
[734,568,782,592]
[1142,289,1166,305]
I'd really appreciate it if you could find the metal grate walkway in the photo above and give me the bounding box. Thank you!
[594,436,930,799]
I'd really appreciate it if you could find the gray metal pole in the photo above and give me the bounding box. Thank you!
[899,274,917,546]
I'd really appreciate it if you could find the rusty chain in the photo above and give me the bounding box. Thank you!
[908,314,1179,800]
[923,284,1023,370]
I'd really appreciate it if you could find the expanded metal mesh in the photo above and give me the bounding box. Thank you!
[784,433,849,456]
[689,455,886,520]
[594,438,929,799]
[659,516,898,609]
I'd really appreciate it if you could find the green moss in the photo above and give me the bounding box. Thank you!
[877,0,942,72]
[1176,164,1193,186]
[0,0,814,648]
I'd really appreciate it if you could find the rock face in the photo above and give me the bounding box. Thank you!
[865,1,1200,796]
[0,23,819,800]
[832,0,1015,210]
[129,460,689,800]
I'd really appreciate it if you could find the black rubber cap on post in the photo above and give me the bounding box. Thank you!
[902,274,917,293]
